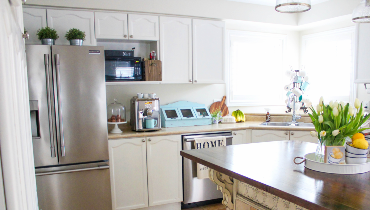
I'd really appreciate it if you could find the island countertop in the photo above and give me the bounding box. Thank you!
[180,141,370,210]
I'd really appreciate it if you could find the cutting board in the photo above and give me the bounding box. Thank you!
[209,96,229,117]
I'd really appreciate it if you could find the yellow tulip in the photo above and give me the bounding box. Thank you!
[354,98,361,109]
[320,131,326,137]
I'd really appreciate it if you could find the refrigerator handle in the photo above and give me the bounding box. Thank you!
[44,54,56,158]
[54,54,65,157]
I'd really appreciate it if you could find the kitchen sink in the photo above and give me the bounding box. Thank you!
[260,122,315,127]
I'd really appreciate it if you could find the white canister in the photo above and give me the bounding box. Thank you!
[137,93,143,98]
[149,93,156,98]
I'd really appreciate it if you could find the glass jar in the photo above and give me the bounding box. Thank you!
[107,99,126,123]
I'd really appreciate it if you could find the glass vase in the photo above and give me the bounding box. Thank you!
[315,139,325,163]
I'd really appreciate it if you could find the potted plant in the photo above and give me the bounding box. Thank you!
[211,109,221,124]
[37,27,59,45]
[65,28,86,46]
[309,97,370,163]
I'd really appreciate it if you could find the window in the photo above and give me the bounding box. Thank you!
[301,27,355,104]
[226,30,287,106]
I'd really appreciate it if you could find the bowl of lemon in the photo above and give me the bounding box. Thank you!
[345,133,369,164]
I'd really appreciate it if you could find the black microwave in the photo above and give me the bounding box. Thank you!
[105,50,143,81]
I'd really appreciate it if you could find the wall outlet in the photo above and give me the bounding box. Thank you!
[364,101,370,111]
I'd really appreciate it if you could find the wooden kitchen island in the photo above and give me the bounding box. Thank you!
[180,141,370,210]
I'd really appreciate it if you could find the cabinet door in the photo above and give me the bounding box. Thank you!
[355,24,370,83]
[95,12,128,40]
[128,14,159,40]
[290,131,317,143]
[23,8,47,45]
[160,16,192,83]
[251,130,289,143]
[147,135,182,206]
[109,138,148,210]
[193,19,225,84]
[47,9,96,46]
[232,130,251,145]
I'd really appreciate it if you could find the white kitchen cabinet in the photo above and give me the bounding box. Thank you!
[289,131,317,143]
[109,138,148,210]
[252,130,289,143]
[193,19,225,84]
[128,14,159,41]
[160,16,192,83]
[47,9,96,46]
[355,23,370,83]
[23,8,47,45]
[147,135,182,206]
[232,130,251,145]
[95,12,128,40]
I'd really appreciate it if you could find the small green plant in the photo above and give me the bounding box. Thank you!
[36,27,59,40]
[65,28,86,41]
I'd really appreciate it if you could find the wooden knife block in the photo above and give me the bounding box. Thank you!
[143,60,162,81]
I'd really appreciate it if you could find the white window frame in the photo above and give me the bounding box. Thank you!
[301,26,356,105]
[226,30,287,106]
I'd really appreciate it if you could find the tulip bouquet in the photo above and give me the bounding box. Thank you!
[309,97,370,146]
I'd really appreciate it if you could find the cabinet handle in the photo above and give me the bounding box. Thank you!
[142,139,145,142]
[194,80,197,83]
[291,132,294,136]
[22,32,29,40]
[189,79,192,82]
[130,35,133,38]
[124,35,127,38]
[148,138,151,141]
[285,131,288,135]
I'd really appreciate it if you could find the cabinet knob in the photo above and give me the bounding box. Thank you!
[291,132,294,136]
[194,80,197,83]
[233,132,237,135]
[285,131,288,135]
[142,139,145,142]
[189,79,192,82]
[124,35,127,38]
[22,32,29,40]
[148,138,151,141]
[130,35,133,38]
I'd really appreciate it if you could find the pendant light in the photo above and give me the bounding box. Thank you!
[275,0,311,13]
[352,0,370,23]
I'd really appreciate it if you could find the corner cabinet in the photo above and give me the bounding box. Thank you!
[355,23,370,83]
[47,9,96,46]
[193,19,225,84]
[23,8,47,45]
[109,135,182,210]
[160,16,192,83]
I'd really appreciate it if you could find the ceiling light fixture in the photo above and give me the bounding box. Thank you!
[275,0,311,13]
[352,0,370,23]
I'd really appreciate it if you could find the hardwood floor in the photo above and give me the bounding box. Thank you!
[184,203,226,210]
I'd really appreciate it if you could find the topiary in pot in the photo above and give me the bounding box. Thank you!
[37,27,59,45]
[65,28,86,46]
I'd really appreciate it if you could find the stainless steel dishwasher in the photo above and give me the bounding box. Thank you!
[182,131,233,204]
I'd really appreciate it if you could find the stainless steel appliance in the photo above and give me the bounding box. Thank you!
[130,96,161,131]
[26,45,111,210]
[182,132,233,204]
[105,50,143,81]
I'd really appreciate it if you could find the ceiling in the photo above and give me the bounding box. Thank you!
[227,0,331,7]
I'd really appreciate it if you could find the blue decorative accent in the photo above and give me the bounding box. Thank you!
[161,101,212,127]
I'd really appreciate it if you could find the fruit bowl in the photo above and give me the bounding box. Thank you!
[346,142,368,155]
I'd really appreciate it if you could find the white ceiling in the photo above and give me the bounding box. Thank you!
[227,0,331,7]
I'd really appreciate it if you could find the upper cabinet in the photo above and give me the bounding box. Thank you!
[23,8,47,45]
[160,17,192,83]
[47,9,96,46]
[95,12,128,39]
[128,14,159,41]
[355,23,370,83]
[193,19,225,84]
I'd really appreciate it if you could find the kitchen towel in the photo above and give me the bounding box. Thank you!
[194,136,227,179]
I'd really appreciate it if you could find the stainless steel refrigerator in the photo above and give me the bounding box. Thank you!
[26,45,112,210]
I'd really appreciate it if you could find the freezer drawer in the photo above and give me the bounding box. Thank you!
[36,165,111,210]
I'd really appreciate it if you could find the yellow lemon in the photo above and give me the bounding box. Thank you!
[334,152,343,159]
[353,138,365,145]
[352,133,365,141]
[352,139,369,150]
[332,148,340,154]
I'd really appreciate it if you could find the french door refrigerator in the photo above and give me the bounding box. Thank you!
[26,45,112,210]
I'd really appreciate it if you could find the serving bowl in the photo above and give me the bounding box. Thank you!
[345,156,368,164]
[345,150,368,158]
[346,142,369,155]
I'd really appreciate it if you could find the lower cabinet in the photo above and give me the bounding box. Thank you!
[252,130,316,143]
[232,130,252,145]
[109,135,182,210]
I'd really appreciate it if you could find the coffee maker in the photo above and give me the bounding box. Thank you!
[130,96,161,131]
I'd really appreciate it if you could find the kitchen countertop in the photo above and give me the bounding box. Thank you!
[180,141,370,210]
[108,121,315,139]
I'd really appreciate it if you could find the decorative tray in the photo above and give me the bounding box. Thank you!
[295,153,370,174]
